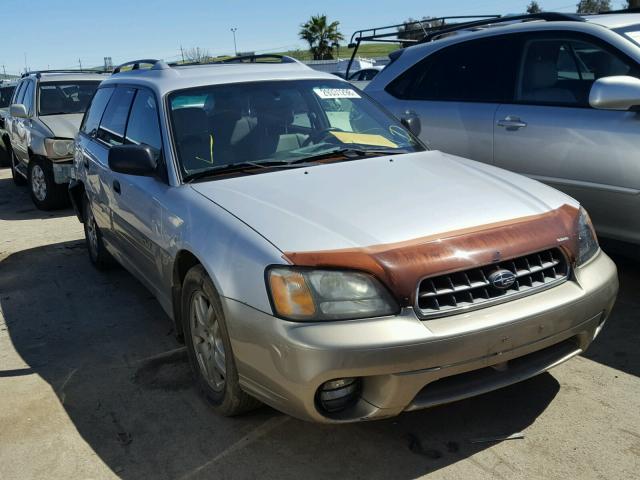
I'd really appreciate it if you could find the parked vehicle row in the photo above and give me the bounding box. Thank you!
[0,12,626,424]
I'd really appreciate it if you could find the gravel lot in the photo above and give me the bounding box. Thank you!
[0,166,639,480]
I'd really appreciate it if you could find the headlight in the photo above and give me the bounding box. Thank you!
[577,207,599,265]
[267,267,399,321]
[44,138,75,158]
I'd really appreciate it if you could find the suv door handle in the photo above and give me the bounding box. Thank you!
[497,116,527,130]
[113,180,121,194]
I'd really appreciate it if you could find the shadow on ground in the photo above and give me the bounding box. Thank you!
[0,173,73,221]
[0,240,566,479]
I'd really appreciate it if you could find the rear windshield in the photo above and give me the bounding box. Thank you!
[38,81,101,116]
[0,86,15,108]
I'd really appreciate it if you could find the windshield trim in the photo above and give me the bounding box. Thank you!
[165,79,427,184]
[37,80,102,116]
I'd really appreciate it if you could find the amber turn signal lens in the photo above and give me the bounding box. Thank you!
[269,269,316,319]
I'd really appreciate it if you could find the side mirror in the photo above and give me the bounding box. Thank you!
[108,144,157,176]
[589,75,640,111]
[400,111,422,137]
[10,104,28,118]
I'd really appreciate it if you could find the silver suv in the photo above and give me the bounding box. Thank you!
[5,71,105,209]
[366,12,640,246]
[70,57,616,423]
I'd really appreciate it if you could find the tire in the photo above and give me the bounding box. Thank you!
[28,157,69,210]
[182,265,260,416]
[10,150,26,186]
[83,195,114,270]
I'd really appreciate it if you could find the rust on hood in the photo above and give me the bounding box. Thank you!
[283,204,580,306]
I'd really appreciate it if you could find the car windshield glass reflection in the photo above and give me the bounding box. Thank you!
[168,79,424,177]
[38,81,101,116]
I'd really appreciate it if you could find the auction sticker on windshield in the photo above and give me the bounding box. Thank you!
[313,88,361,99]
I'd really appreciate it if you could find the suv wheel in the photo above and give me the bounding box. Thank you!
[182,265,261,416]
[10,151,26,186]
[83,195,114,269]
[28,157,69,210]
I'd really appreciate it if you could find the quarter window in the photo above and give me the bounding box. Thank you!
[516,37,636,107]
[386,37,518,103]
[81,87,115,137]
[97,87,135,146]
[125,89,162,151]
[13,81,26,105]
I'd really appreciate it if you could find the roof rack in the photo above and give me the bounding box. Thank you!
[597,7,640,14]
[21,69,108,78]
[345,12,585,77]
[114,54,303,75]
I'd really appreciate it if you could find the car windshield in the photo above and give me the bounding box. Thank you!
[0,86,15,108]
[38,81,101,116]
[168,79,424,177]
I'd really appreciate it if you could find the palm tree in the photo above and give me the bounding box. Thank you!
[299,14,344,60]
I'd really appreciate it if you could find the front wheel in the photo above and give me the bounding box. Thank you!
[28,157,69,210]
[182,265,260,416]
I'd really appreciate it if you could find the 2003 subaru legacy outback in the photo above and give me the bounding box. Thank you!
[69,56,618,423]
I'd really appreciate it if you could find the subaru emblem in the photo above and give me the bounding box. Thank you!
[488,269,516,290]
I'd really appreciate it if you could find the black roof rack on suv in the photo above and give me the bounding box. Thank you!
[345,12,585,77]
[112,59,167,74]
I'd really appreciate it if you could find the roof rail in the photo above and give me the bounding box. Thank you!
[21,69,108,78]
[168,54,303,66]
[112,59,170,74]
[597,7,640,14]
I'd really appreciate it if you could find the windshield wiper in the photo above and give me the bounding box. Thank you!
[288,147,409,165]
[183,160,299,183]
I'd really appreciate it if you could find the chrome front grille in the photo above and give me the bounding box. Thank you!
[416,248,569,319]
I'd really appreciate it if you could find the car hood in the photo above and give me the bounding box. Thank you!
[191,151,578,253]
[39,113,83,139]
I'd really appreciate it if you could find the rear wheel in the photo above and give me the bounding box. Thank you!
[182,265,260,416]
[10,151,26,186]
[83,195,114,270]
[28,157,69,210]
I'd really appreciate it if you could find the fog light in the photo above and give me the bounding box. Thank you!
[317,377,361,413]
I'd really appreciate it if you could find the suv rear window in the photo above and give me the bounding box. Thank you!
[386,36,518,103]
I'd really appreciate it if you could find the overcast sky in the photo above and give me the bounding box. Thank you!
[1,0,629,74]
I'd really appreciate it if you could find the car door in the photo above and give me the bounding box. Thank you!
[77,85,116,242]
[382,36,519,164]
[11,79,33,165]
[493,32,640,243]
[7,80,25,151]
[109,87,169,293]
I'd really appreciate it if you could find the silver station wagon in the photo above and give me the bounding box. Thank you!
[70,56,618,423]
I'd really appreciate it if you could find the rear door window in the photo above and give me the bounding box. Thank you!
[13,81,26,105]
[97,87,135,146]
[386,36,519,103]
[81,87,115,137]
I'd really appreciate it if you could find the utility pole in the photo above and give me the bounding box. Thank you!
[79,58,83,70]
[180,45,185,63]
[2,65,6,78]
[231,28,238,56]
[24,52,27,73]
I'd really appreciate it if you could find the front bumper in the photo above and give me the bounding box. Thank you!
[224,250,618,423]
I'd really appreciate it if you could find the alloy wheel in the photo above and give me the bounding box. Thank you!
[31,164,47,201]
[190,291,226,392]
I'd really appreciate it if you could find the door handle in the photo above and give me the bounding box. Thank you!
[497,116,527,130]
[113,180,121,194]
